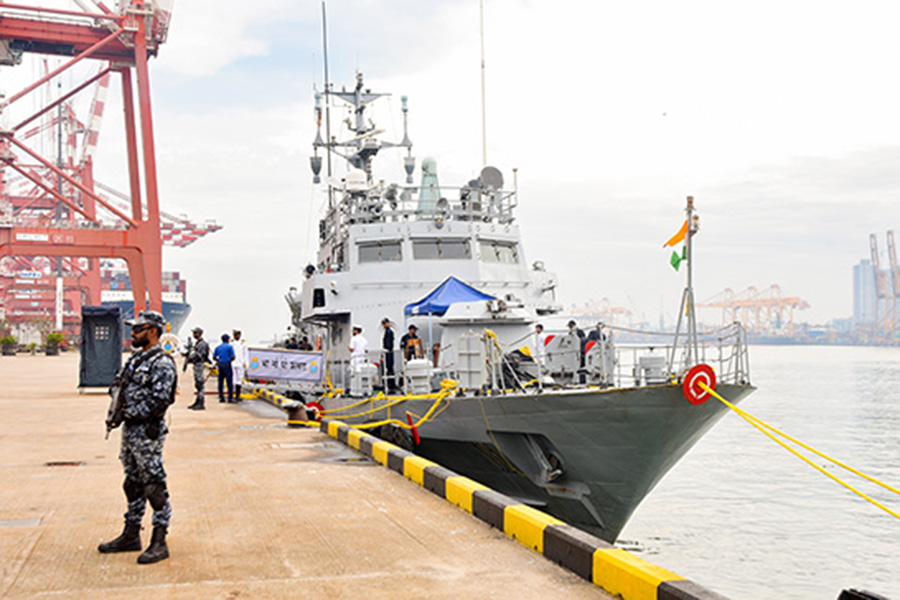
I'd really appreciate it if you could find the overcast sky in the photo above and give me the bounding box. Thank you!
[7,0,900,342]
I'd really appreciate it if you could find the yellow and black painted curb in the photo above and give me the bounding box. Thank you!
[320,418,729,600]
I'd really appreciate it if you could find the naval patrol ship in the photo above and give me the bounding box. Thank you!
[283,73,754,542]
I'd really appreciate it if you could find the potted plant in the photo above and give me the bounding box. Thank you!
[28,342,37,355]
[1,334,17,356]
[45,332,65,356]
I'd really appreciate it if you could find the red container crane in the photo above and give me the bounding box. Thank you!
[0,0,173,323]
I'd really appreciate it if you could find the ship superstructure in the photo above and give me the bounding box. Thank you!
[289,73,559,361]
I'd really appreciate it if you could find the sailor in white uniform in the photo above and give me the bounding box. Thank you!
[231,329,249,401]
[349,325,368,370]
[535,323,547,370]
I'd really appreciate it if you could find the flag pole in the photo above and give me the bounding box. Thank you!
[667,196,699,374]
[685,196,698,365]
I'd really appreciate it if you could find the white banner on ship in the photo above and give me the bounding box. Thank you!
[246,347,324,382]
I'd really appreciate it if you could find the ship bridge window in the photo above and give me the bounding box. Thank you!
[358,241,402,263]
[413,239,471,260]
[480,240,519,264]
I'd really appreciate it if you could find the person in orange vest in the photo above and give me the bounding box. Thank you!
[400,324,423,360]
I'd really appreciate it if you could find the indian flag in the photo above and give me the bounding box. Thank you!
[663,220,688,247]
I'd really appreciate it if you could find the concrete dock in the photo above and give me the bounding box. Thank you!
[1,352,611,599]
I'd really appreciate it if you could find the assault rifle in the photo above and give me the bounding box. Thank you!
[105,346,169,439]
[105,368,128,439]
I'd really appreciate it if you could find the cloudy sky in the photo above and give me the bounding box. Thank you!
[7,0,900,342]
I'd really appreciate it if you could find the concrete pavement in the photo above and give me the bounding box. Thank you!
[0,352,610,599]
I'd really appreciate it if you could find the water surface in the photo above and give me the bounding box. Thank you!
[619,345,900,599]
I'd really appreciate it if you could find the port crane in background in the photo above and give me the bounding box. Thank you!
[868,231,900,343]
[0,1,221,335]
[566,298,632,328]
[698,285,810,335]
[0,0,172,330]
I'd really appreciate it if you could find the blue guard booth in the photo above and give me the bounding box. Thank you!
[79,305,124,389]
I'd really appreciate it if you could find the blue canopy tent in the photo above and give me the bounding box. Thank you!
[404,276,496,355]
[405,276,495,316]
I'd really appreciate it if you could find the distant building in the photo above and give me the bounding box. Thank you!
[853,259,876,325]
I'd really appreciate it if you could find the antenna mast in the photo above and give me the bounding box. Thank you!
[321,1,333,208]
[479,0,487,167]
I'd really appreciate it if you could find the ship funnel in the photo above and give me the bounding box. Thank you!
[310,155,322,184]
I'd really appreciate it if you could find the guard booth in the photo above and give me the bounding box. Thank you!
[79,306,124,389]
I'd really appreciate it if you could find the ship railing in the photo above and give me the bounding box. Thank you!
[345,185,519,225]
[305,323,748,398]
[602,322,751,388]
[312,349,421,397]
[432,322,749,393]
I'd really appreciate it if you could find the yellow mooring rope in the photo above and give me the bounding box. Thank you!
[318,380,460,431]
[698,381,900,521]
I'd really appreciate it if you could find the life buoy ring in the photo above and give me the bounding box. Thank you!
[682,364,716,405]
[315,336,322,351]
[159,333,180,355]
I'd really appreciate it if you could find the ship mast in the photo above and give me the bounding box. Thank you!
[321,1,333,208]
[479,0,487,167]
[668,196,700,373]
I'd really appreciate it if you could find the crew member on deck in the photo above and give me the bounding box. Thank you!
[568,319,586,366]
[535,323,547,369]
[349,325,368,369]
[381,318,396,392]
[400,324,423,361]
[587,322,607,343]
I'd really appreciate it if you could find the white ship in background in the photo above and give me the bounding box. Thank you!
[100,260,191,333]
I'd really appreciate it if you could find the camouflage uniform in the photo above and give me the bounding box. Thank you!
[187,338,209,407]
[120,346,177,529]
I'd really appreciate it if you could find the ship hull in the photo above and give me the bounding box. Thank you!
[101,300,192,334]
[324,381,753,542]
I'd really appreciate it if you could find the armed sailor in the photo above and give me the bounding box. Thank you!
[185,326,210,410]
[99,310,178,564]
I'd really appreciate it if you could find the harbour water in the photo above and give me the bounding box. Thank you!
[619,345,900,599]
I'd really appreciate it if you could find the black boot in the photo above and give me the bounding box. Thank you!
[235,385,242,401]
[98,521,142,553]
[137,526,169,564]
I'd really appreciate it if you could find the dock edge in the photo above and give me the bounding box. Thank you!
[315,416,730,600]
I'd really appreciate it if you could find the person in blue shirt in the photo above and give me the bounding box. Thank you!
[213,333,236,403]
